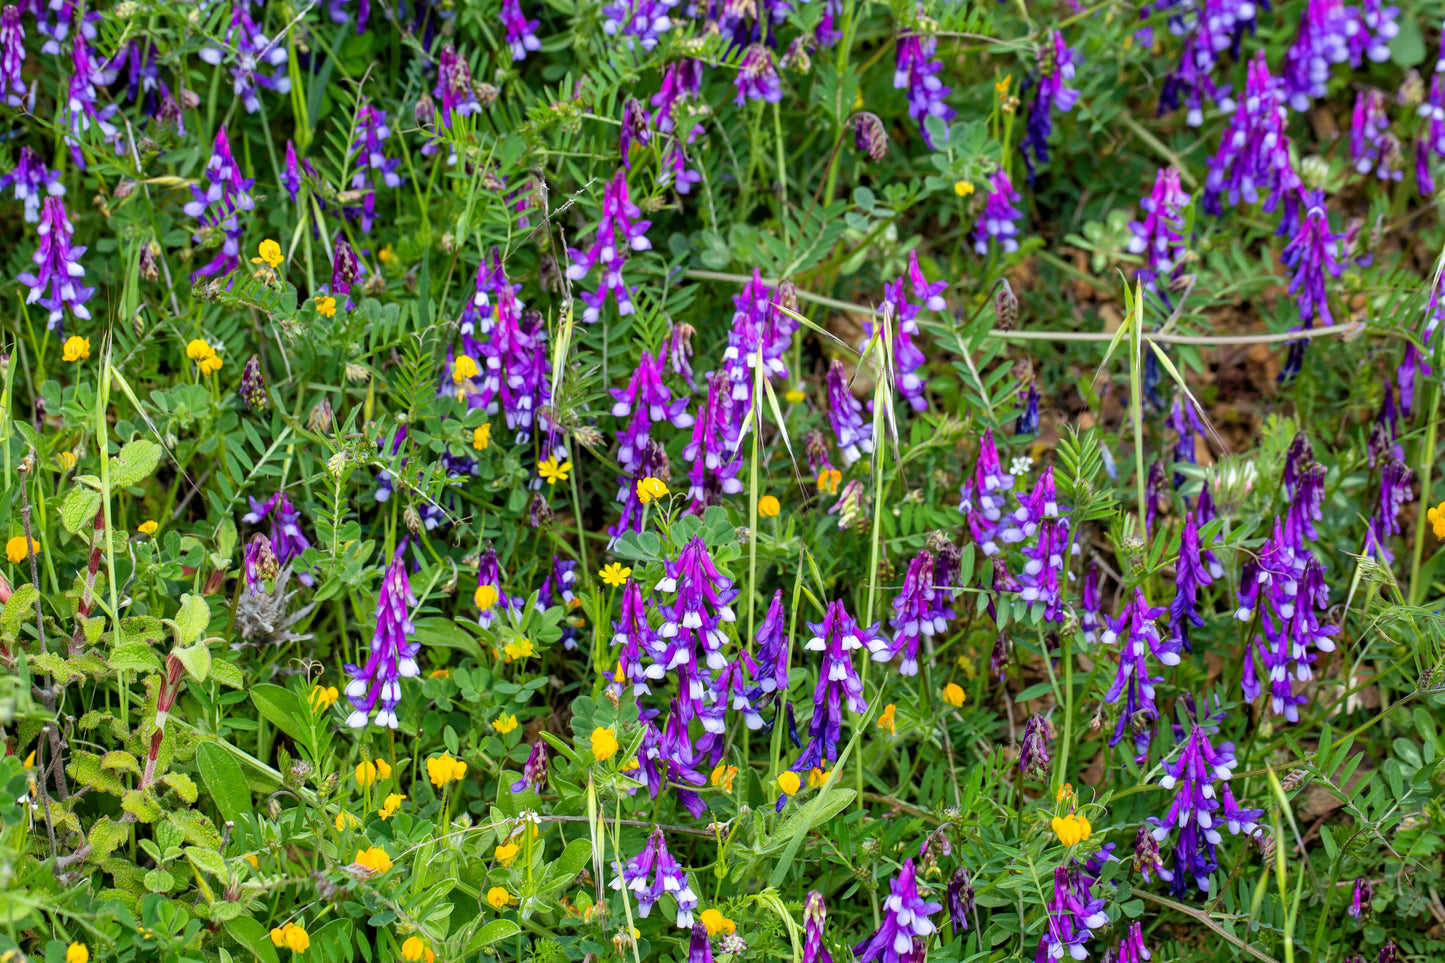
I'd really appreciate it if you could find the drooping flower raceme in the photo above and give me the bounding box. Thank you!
[198,3,290,114]
[1,6,28,109]
[721,269,796,405]
[1102,587,1179,756]
[612,348,694,475]
[872,550,953,675]
[1020,31,1081,183]
[825,359,873,467]
[959,429,1015,557]
[1128,167,1191,294]
[243,491,315,585]
[853,859,941,963]
[348,104,402,233]
[734,44,782,106]
[1168,510,1215,652]
[1154,0,1256,126]
[1008,467,1073,623]
[751,590,792,704]
[795,600,877,773]
[610,827,698,928]
[803,891,833,963]
[1035,863,1109,962]
[1281,0,1352,111]
[1363,456,1413,564]
[344,548,420,729]
[602,0,679,52]
[1202,51,1298,217]
[500,0,541,61]
[566,170,653,323]
[974,169,1024,254]
[18,196,93,334]
[682,371,747,511]
[183,126,256,281]
[1281,199,1342,328]
[655,537,739,719]
[1351,88,1402,181]
[894,30,954,148]
[65,33,120,166]
[433,44,481,130]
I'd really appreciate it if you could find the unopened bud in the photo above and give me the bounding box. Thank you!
[994,279,1018,330]
[240,355,267,410]
[308,398,334,433]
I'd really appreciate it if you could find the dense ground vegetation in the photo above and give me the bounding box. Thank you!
[1,0,1444,961]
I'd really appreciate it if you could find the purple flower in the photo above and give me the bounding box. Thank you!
[973,169,1024,255]
[1009,467,1074,623]
[854,112,890,160]
[510,740,548,794]
[475,545,512,630]
[65,33,120,166]
[1154,0,1257,126]
[602,0,679,51]
[467,266,552,444]
[825,359,873,466]
[1145,460,1168,534]
[722,270,796,405]
[198,4,290,115]
[566,170,653,323]
[330,237,362,307]
[1282,0,1351,111]
[328,0,372,32]
[1149,701,1264,893]
[688,923,713,963]
[667,321,697,390]
[862,268,931,412]
[1281,199,1342,328]
[620,97,653,169]
[734,44,782,105]
[1349,0,1399,66]
[612,348,693,474]
[1080,560,1103,644]
[1128,167,1191,293]
[653,61,704,192]
[873,550,952,675]
[243,492,314,584]
[1168,509,1215,652]
[612,439,671,539]
[348,104,402,233]
[1019,713,1052,778]
[959,429,1015,556]
[183,126,255,281]
[1,5,28,109]
[1363,456,1413,564]
[1351,89,1402,181]
[1109,922,1151,963]
[1203,51,1298,217]
[501,0,541,60]
[655,700,711,814]
[794,599,877,772]
[344,548,420,729]
[282,140,303,203]
[1102,587,1178,755]
[1016,382,1041,435]
[655,537,739,719]
[946,867,974,935]
[1348,877,1373,919]
[610,576,661,696]
[752,590,792,699]
[803,891,833,963]
[433,44,481,128]
[1133,823,1171,884]
[1283,431,1325,542]
[244,533,279,597]
[1035,864,1108,963]
[1020,31,1080,182]
[682,371,746,511]
[610,827,698,927]
[853,859,941,963]
[894,31,953,148]
[18,196,92,333]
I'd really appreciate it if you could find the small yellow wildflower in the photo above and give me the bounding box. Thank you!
[379,244,397,266]
[138,520,159,535]
[453,355,480,383]
[784,387,805,404]
[699,908,737,937]
[1429,501,1445,538]
[354,758,393,786]
[635,476,669,504]
[475,583,500,611]
[503,637,535,661]
[427,752,468,788]
[878,703,897,735]
[487,887,514,909]
[710,763,738,792]
[538,456,572,485]
[599,562,631,587]
[1051,812,1091,847]
[429,668,451,679]
[378,792,405,819]
[1057,783,1076,805]
[315,295,337,317]
[758,495,780,517]
[55,451,76,470]
[495,842,520,866]
[400,935,436,962]
[995,75,1012,95]
[23,751,35,769]
[253,239,283,269]
[354,846,393,874]
[269,922,310,953]
[853,88,864,110]
[198,354,223,375]
[6,536,38,563]
[66,943,89,963]
[954,180,975,197]
[62,336,90,362]
[310,684,339,712]
[335,811,361,831]
[807,767,830,789]
[244,854,260,868]
[186,339,215,361]
[817,468,842,494]
[943,683,966,707]
[590,727,620,761]
[472,423,492,450]
[777,771,801,796]
[494,713,519,734]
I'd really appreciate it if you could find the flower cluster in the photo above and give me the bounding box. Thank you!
[873,550,953,676]
[611,827,698,928]
[1102,587,1179,757]
[567,171,653,323]
[853,859,940,963]
[793,600,876,774]
[343,548,420,729]
[894,30,953,148]
[348,104,402,233]
[18,197,93,333]
[959,430,1015,557]
[1202,52,1298,218]
[184,126,256,281]
[1020,31,1081,183]
[1036,863,1109,962]
[1128,167,1191,294]
[199,3,291,115]
[974,170,1024,254]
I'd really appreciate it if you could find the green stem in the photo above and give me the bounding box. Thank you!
[1407,382,1440,605]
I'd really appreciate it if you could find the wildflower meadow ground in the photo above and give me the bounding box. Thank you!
[0,1,1444,962]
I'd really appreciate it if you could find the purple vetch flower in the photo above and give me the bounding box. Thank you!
[1018,713,1052,778]
[1016,382,1041,435]
[688,923,713,963]
[1168,510,1215,652]
[803,891,833,963]
[620,97,653,168]
[652,60,704,192]
[474,545,513,630]
[1351,89,1403,181]
[198,4,290,115]
[611,348,693,474]
[825,359,873,466]
[566,170,653,323]
[862,266,931,412]
[65,33,120,166]
[1168,398,1207,483]
[1348,877,1373,919]
[1007,467,1074,623]
[1202,51,1297,217]
[1102,587,1178,755]
[510,740,548,794]
[853,859,941,963]
[959,429,1015,556]
[655,699,711,814]
[974,169,1024,255]
[1349,0,1399,66]
[795,600,877,772]
[18,196,93,333]
[183,126,256,281]
[1148,701,1264,894]
[1020,30,1081,183]
[946,867,974,935]
[682,371,746,511]
[1282,431,1325,543]
[734,44,782,105]
[1080,560,1104,644]
[1128,167,1192,293]
[1,5,28,109]
[433,44,481,128]
[243,492,315,584]
[610,827,698,927]
[344,547,420,729]
[721,269,796,405]
[1133,823,1171,884]
[1362,455,1413,564]
[655,537,739,718]
[1109,922,1152,963]
[713,654,764,730]
[1281,200,1342,328]
[602,0,680,51]
[283,140,303,203]
[667,321,697,390]
[611,576,662,697]
[894,30,953,148]
[244,533,279,597]
[854,111,890,161]
[348,104,402,233]
[1145,460,1169,534]
[751,589,792,700]
[468,268,553,444]
[328,0,372,32]
[1154,0,1256,127]
[1282,0,1351,111]
[1035,864,1109,963]
[500,0,541,60]
[459,246,509,337]
[872,550,952,675]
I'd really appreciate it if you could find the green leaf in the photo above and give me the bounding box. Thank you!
[226,917,281,963]
[109,439,163,488]
[209,658,245,689]
[88,816,129,860]
[109,642,162,675]
[197,742,252,825]
[184,844,230,879]
[173,594,212,645]
[144,868,176,892]
[162,771,199,803]
[173,642,212,683]
[121,788,163,822]
[0,583,38,639]
[62,487,103,534]
[466,919,521,951]
[100,751,141,775]
[251,684,306,742]
[543,838,593,888]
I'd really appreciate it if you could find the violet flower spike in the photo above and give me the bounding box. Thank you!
[874,550,951,675]
[1102,587,1177,757]
[1281,201,1342,328]
[734,44,782,106]
[510,740,548,794]
[601,0,680,51]
[797,599,877,771]
[1348,877,1373,920]
[66,32,121,166]
[1202,51,1298,217]
[1035,864,1109,963]
[852,859,941,963]
[198,4,290,114]
[803,891,833,963]
[1,5,28,109]
[565,170,653,323]
[500,0,541,61]
[620,97,653,169]
[1020,30,1080,183]
[18,196,93,333]
[433,44,481,128]
[825,359,873,466]
[183,126,256,281]
[343,547,420,729]
[958,428,1015,557]
[893,31,953,148]
[348,103,402,233]
[1018,713,1052,778]
[1110,922,1152,963]
[974,169,1024,254]
[609,827,698,927]
[1281,0,1352,111]
[243,533,279,597]
[1351,89,1402,182]
[1128,167,1191,293]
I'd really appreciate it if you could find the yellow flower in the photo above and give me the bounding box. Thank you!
[355,758,393,786]
[538,457,572,485]
[636,476,669,504]
[354,846,393,874]
[315,295,337,317]
[310,685,339,713]
[252,239,283,269]
[807,767,830,789]
[62,336,90,362]
[710,763,738,792]
[379,244,397,266]
[472,423,492,450]
[877,703,897,735]
[335,811,361,831]
[23,751,35,769]
[453,355,480,383]
[198,354,223,375]
[995,75,1012,95]
[853,88,864,110]
[66,943,89,963]
[503,637,535,661]
[378,792,405,819]
[495,842,520,866]
[138,520,159,535]
[817,468,842,494]
[55,451,77,470]
[777,771,801,796]
[757,495,780,517]
[1051,812,1091,847]
[1056,783,1076,805]
[475,583,499,611]
[954,180,975,197]
[429,668,451,679]
[427,752,468,788]
[269,922,310,953]
[699,908,736,937]
[599,562,631,587]
[590,727,619,761]
[487,886,514,909]
[494,713,519,734]
[186,339,215,361]
[784,387,805,404]
[6,536,38,563]
[400,935,437,962]
[244,853,260,868]
[943,683,966,707]
[1429,501,1445,538]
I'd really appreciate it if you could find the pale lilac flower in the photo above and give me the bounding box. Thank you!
[1351,89,1402,181]
[1349,0,1399,66]
[602,0,679,51]
[894,31,953,148]
[795,600,877,771]
[825,359,872,466]
[566,170,653,323]
[853,859,941,963]
[198,4,290,115]
[18,196,92,333]
[974,169,1024,255]
[344,547,420,728]
[183,126,255,281]
[1128,167,1191,293]
[682,371,746,511]
[872,551,951,675]
[1155,0,1255,126]
[501,0,541,60]
[610,827,698,927]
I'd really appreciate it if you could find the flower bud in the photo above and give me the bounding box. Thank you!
[308,398,334,433]
[852,112,889,161]
[241,355,267,411]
